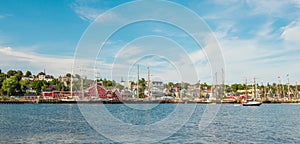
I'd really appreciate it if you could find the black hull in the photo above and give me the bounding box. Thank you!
[243,103,262,106]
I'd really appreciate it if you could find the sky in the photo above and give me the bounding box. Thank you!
[0,0,300,84]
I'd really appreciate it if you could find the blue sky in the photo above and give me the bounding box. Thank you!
[0,0,300,84]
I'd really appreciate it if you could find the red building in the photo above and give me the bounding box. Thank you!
[42,91,78,99]
[42,85,122,100]
[23,95,38,100]
[87,85,122,100]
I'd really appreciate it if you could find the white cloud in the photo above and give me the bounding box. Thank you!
[0,47,74,76]
[70,1,106,22]
[281,20,300,46]
[70,1,121,23]
[245,0,286,16]
[0,14,12,20]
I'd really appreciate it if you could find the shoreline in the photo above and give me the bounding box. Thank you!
[0,99,298,104]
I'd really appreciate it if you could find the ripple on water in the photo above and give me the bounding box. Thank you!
[0,104,300,143]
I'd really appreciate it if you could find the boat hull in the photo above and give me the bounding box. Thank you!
[242,102,262,106]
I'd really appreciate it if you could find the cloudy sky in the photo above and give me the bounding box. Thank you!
[0,0,299,84]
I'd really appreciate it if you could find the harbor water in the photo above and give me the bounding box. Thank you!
[0,104,299,143]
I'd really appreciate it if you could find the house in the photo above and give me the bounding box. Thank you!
[121,89,134,99]
[149,81,164,99]
[23,95,39,101]
[37,72,54,82]
[87,85,122,100]
[42,91,77,99]
[187,84,201,97]
[21,76,34,81]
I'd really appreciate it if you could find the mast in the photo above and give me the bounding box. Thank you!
[95,72,100,99]
[79,68,86,100]
[278,76,281,99]
[245,78,248,99]
[287,74,290,100]
[254,77,257,99]
[267,83,271,100]
[222,68,225,99]
[81,77,84,99]
[215,72,218,101]
[198,80,201,98]
[70,73,73,98]
[296,82,298,100]
[263,82,266,101]
[137,64,139,99]
[147,66,150,99]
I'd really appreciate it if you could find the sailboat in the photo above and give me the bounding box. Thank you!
[242,99,262,106]
[242,78,262,106]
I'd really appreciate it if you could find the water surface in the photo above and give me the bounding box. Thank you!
[0,104,299,143]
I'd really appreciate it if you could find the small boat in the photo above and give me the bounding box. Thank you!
[242,77,262,106]
[242,101,262,106]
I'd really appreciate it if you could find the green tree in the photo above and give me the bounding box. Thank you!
[168,82,174,88]
[130,81,136,85]
[231,84,239,92]
[56,82,63,91]
[138,78,146,98]
[225,85,231,93]
[66,73,72,78]
[50,79,59,85]
[7,70,17,78]
[15,70,23,81]
[106,80,113,87]
[182,82,189,89]
[31,80,47,94]
[2,76,19,96]
[0,73,6,95]
[116,83,124,90]
[19,79,29,93]
[25,71,32,77]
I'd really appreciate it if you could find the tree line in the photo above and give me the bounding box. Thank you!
[1,69,299,97]
[0,69,71,96]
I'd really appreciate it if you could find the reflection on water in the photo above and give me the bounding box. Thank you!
[0,104,300,143]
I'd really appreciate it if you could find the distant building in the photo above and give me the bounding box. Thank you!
[21,76,34,81]
[87,85,121,100]
[42,91,78,99]
[37,72,54,82]
[23,95,39,101]
[120,77,125,86]
[121,89,133,99]
[187,84,200,97]
[149,81,164,99]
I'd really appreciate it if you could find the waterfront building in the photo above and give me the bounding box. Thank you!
[149,81,164,99]
[86,85,121,100]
